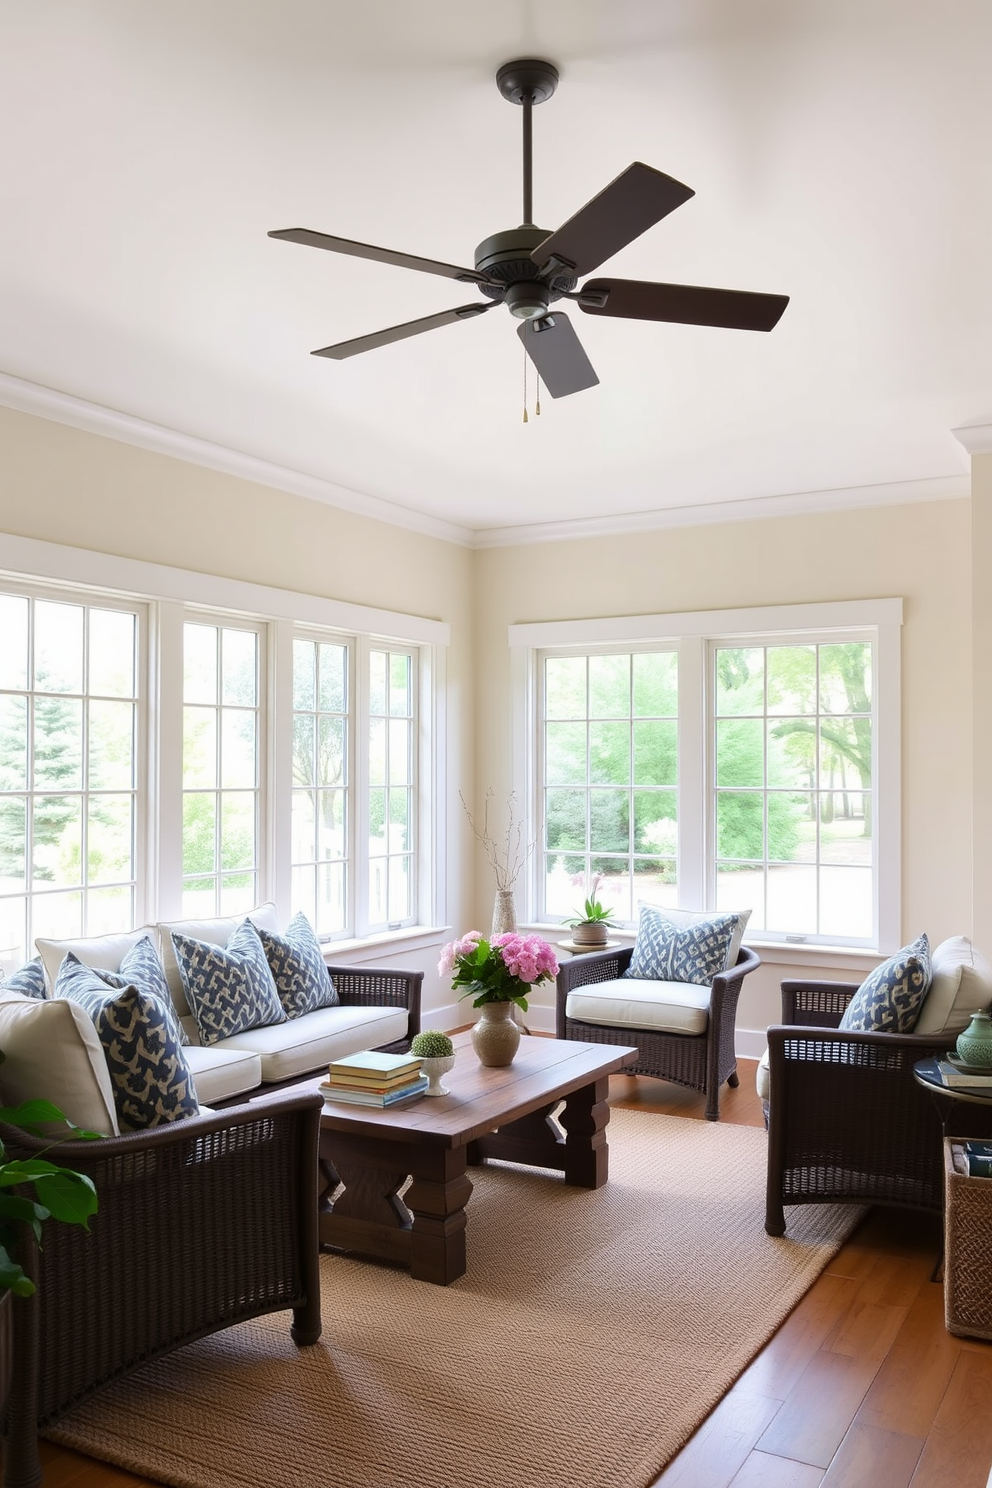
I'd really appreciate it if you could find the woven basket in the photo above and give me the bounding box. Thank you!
[944,1138,992,1339]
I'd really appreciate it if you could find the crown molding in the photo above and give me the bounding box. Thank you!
[0,371,474,548]
[953,423,992,456]
[470,472,971,548]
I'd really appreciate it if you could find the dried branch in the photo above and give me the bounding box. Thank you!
[459,789,539,892]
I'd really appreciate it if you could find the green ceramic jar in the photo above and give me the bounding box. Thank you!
[955,1010,992,1068]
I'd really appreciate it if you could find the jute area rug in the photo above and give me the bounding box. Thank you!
[48,1110,861,1488]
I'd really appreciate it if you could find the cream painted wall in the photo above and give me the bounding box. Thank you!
[474,496,973,1044]
[0,405,476,1019]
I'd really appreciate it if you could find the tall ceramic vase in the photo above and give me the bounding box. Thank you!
[471,1001,521,1067]
[491,888,517,938]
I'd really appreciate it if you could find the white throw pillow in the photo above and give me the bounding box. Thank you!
[154,903,280,1016]
[0,990,119,1136]
[914,936,992,1037]
[636,903,752,971]
[35,927,150,997]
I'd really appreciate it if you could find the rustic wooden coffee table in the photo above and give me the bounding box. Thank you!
[315,1036,637,1285]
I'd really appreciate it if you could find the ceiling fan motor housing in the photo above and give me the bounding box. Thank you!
[474,226,576,315]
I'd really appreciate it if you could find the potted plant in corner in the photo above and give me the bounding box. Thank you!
[564,878,620,949]
[410,1030,456,1097]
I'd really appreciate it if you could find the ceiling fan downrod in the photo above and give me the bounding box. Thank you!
[495,59,559,228]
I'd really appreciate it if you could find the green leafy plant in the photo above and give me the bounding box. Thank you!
[0,1059,99,1297]
[564,894,619,929]
[411,1030,455,1059]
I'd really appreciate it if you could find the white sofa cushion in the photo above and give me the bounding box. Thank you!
[565,978,711,1037]
[0,990,119,1136]
[35,926,150,996]
[914,936,992,1037]
[154,903,281,1016]
[183,1044,263,1105]
[216,1002,408,1083]
[756,1046,771,1103]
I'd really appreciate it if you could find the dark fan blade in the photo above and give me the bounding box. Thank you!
[517,313,599,398]
[268,228,494,286]
[312,301,495,360]
[530,163,694,279]
[578,278,790,331]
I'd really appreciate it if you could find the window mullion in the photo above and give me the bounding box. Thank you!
[352,636,369,937]
[154,602,185,922]
[678,636,706,909]
[267,620,294,913]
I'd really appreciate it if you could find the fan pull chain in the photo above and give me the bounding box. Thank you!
[522,344,529,423]
[535,372,542,417]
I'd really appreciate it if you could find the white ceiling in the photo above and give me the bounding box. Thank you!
[1,1,989,544]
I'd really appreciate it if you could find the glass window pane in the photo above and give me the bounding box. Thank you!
[316,862,345,935]
[767,864,817,934]
[369,650,387,716]
[293,639,315,712]
[544,852,585,917]
[767,720,815,789]
[184,623,217,704]
[545,722,587,785]
[292,789,316,863]
[85,885,133,936]
[820,642,872,714]
[633,791,677,857]
[368,856,387,924]
[368,786,386,855]
[318,716,344,786]
[589,790,628,853]
[633,869,678,912]
[820,866,872,938]
[0,797,26,887]
[716,791,763,860]
[546,789,587,853]
[589,655,629,718]
[221,793,256,871]
[318,790,345,860]
[767,646,816,716]
[89,610,136,698]
[183,793,216,876]
[319,643,347,712]
[545,657,586,719]
[819,717,871,793]
[293,714,315,787]
[716,865,764,931]
[0,595,28,690]
[221,709,257,789]
[183,707,217,788]
[369,719,386,786]
[388,719,409,786]
[589,720,629,785]
[390,654,411,717]
[222,629,257,706]
[715,648,763,716]
[220,874,256,915]
[31,889,82,941]
[182,878,216,918]
[34,696,82,789]
[0,696,28,790]
[592,861,631,921]
[716,719,764,788]
[87,794,133,881]
[0,897,28,973]
[769,793,813,862]
[633,719,676,787]
[388,788,410,852]
[35,601,83,693]
[820,793,872,864]
[292,863,316,924]
[633,651,677,717]
[33,795,81,886]
[388,857,410,920]
[88,700,134,790]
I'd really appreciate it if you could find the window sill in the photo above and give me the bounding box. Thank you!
[320,926,451,965]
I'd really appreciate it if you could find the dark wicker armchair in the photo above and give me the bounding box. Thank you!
[764,978,992,1236]
[0,1087,323,1488]
[556,943,761,1121]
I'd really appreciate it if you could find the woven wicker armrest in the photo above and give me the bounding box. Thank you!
[325,964,423,1037]
[2,1090,323,1488]
[780,978,860,1027]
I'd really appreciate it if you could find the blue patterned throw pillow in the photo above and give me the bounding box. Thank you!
[54,953,198,1129]
[172,918,287,1046]
[624,904,741,986]
[94,935,189,1046]
[2,957,48,999]
[257,912,339,1018]
[839,933,932,1033]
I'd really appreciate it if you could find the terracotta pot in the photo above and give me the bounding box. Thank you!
[471,1001,521,1067]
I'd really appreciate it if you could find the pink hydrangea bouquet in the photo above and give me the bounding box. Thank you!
[438,931,559,1013]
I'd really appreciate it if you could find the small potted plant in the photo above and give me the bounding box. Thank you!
[564,879,620,949]
[410,1030,456,1096]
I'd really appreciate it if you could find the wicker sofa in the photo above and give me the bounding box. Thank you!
[0,1086,324,1488]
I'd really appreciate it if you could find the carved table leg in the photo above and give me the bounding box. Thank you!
[558,1076,611,1188]
[405,1146,474,1286]
[318,1131,413,1268]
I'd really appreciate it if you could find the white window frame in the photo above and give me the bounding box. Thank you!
[510,599,902,953]
[0,534,449,948]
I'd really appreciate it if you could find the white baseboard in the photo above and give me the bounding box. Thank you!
[736,1027,768,1061]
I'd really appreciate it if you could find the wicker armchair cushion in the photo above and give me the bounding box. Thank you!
[625,904,745,986]
[55,953,199,1129]
[915,936,992,1036]
[172,919,287,1046]
[1,956,47,999]
[756,1045,770,1102]
[0,989,119,1134]
[258,912,340,1017]
[839,932,932,1033]
[565,977,711,1036]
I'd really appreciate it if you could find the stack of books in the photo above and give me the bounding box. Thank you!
[960,1140,992,1178]
[320,1050,427,1106]
[936,1058,992,1092]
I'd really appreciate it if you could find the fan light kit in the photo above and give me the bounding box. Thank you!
[269,58,789,399]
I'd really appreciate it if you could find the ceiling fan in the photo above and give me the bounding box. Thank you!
[269,59,789,399]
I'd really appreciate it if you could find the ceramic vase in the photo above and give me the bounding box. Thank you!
[419,1054,455,1096]
[956,1010,992,1069]
[471,1000,521,1067]
[491,888,517,938]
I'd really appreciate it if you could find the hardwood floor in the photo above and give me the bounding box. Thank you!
[16,1058,992,1488]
